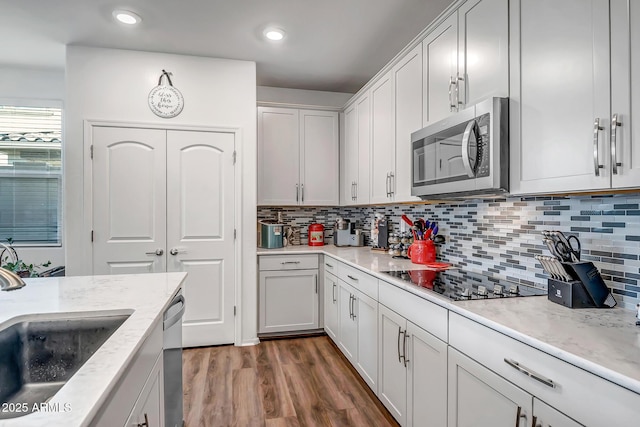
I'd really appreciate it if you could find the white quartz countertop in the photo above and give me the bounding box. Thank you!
[258,245,640,395]
[0,272,186,427]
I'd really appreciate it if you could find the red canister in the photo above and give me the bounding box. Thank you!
[308,223,325,246]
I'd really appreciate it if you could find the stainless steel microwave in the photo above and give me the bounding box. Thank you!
[411,97,508,199]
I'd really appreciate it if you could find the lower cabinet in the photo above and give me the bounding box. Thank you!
[337,278,378,393]
[126,353,164,427]
[378,304,447,427]
[323,269,339,341]
[448,347,532,427]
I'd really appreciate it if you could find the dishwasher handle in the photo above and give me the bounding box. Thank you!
[163,294,185,330]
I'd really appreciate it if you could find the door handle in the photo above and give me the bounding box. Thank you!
[296,184,299,202]
[397,326,403,363]
[611,113,622,175]
[389,172,395,196]
[169,248,187,256]
[332,283,336,303]
[403,330,410,367]
[448,76,456,111]
[461,120,479,178]
[137,413,149,427]
[386,172,390,197]
[593,118,604,176]
[301,183,304,202]
[456,73,465,107]
[504,358,556,388]
[145,249,164,256]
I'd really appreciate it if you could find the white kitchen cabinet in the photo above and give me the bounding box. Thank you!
[337,275,378,393]
[323,262,339,342]
[610,0,640,189]
[258,106,339,206]
[509,0,612,194]
[423,0,508,125]
[378,304,447,427]
[370,70,396,204]
[259,269,319,334]
[342,94,370,205]
[393,44,423,203]
[126,353,164,427]
[448,347,532,427]
[533,399,584,427]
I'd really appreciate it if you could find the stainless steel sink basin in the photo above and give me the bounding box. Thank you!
[0,314,129,419]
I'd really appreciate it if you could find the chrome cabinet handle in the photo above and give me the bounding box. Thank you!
[448,76,456,111]
[403,330,410,367]
[281,261,301,265]
[351,294,356,319]
[301,183,304,202]
[593,118,604,176]
[354,182,358,200]
[504,358,556,388]
[352,181,356,201]
[137,413,149,427]
[348,294,353,318]
[385,172,390,197]
[456,74,465,107]
[325,262,334,268]
[145,249,164,256]
[169,248,186,256]
[332,283,336,303]
[389,172,395,196]
[397,326,403,363]
[532,416,540,427]
[315,274,317,294]
[515,406,522,427]
[611,113,622,175]
[346,274,358,281]
[296,184,299,202]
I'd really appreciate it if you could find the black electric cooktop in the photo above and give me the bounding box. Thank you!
[379,268,547,301]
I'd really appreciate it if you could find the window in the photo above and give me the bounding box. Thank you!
[0,105,62,245]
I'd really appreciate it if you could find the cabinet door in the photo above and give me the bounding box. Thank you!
[370,71,396,204]
[406,321,447,427]
[338,280,358,363]
[509,0,611,194]
[423,12,458,125]
[356,94,371,204]
[378,304,407,426]
[457,0,508,108]
[533,399,584,427]
[323,272,339,342]
[448,348,532,427]
[394,44,423,203]
[611,0,640,188]
[355,290,378,393]
[300,110,339,205]
[343,103,359,205]
[259,269,319,334]
[126,354,164,427]
[257,107,300,205]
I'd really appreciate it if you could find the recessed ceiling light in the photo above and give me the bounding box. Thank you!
[113,9,142,25]
[264,28,285,41]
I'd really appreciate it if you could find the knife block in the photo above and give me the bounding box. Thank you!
[547,261,616,309]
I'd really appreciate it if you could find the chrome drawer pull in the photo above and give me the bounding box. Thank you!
[504,358,556,389]
[280,261,301,265]
[325,263,334,268]
[346,274,358,281]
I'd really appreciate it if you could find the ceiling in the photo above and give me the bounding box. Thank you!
[0,0,454,93]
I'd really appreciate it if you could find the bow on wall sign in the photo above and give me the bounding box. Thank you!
[148,69,184,118]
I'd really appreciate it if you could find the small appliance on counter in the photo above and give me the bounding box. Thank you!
[308,223,325,246]
[333,218,364,247]
[258,220,283,249]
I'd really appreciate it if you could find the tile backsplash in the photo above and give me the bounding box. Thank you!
[259,193,640,310]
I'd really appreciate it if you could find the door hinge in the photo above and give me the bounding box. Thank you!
[234,306,237,316]
[90,145,94,159]
[91,230,94,242]
[232,150,236,165]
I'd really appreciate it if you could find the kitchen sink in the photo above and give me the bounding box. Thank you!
[0,314,129,419]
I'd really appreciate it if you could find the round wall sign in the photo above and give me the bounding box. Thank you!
[148,70,184,118]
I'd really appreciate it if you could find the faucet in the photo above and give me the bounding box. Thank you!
[0,242,26,291]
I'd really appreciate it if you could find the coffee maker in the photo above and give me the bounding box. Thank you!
[333,218,364,247]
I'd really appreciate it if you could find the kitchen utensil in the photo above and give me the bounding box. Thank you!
[542,238,563,260]
[549,257,574,282]
[432,235,446,244]
[553,234,581,262]
[431,224,439,237]
[401,215,414,227]
[536,255,557,280]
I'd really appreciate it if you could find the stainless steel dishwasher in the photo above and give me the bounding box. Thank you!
[163,291,185,427]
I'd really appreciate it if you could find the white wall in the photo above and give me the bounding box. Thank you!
[257,86,352,108]
[0,66,65,269]
[65,46,258,345]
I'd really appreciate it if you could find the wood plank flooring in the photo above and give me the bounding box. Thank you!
[183,335,400,427]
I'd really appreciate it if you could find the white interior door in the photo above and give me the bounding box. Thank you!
[92,127,167,275]
[166,130,236,347]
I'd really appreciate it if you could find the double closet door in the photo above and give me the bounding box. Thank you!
[91,126,236,347]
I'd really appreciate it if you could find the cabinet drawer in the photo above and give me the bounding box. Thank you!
[323,255,338,276]
[338,262,378,299]
[259,254,318,271]
[378,279,447,342]
[449,312,640,426]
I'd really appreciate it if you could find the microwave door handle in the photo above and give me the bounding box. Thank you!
[461,120,477,178]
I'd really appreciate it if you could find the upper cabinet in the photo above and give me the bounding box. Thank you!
[370,71,396,204]
[423,0,508,126]
[258,107,339,205]
[343,94,370,205]
[509,0,640,194]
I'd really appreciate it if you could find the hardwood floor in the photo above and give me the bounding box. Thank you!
[183,336,400,427]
